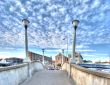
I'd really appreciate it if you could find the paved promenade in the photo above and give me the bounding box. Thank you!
[21,70,74,85]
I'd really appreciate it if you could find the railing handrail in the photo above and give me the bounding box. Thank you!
[71,64,110,79]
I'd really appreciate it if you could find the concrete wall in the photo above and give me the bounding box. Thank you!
[0,61,44,85]
[62,63,110,85]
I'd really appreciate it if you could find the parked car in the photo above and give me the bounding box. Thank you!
[48,67,54,70]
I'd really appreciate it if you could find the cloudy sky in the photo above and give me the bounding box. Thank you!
[0,0,110,61]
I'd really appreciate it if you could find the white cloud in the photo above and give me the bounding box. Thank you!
[46,49,61,52]
[76,44,89,49]
[9,6,15,12]
[91,0,101,8]
[21,8,26,13]
[77,49,96,52]
[0,0,110,61]
[15,0,22,7]
[59,7,66,14]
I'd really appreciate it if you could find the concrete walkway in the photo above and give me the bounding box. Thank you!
[21,70,74,85]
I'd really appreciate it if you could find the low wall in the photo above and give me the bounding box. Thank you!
[62,63,110,85]
[0,61,44,85]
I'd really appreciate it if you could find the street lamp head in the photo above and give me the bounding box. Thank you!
[72,20,79,30]
[42,49,45,53]
[22,19,30,28]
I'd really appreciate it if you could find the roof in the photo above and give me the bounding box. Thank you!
[55,53,68,58]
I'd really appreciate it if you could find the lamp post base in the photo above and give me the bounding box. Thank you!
[68,58,76,78]
[23,58,32,77]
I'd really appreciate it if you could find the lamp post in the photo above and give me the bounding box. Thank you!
[42,49,45,65]
[69,20,79,78]
[62,49,64,65]
[63,36,68,58]
[22,19,30,77]
[71,20,79,63]
[67,35,69,58]
[22,19,30,61]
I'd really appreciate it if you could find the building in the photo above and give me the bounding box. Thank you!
[95,61,110,64]
[55,53,69,67]
[5,57,23,64]
[28,51,42,61]
[68,52,83,64]
[0,57,23,66]
[75,52,83,64]
[55,52,83,67]
[28,51,52,64]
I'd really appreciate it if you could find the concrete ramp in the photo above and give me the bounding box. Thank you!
[21,70,74,85]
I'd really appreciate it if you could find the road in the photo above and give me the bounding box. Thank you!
[21,70,74,85]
